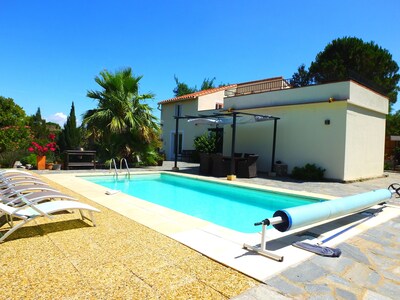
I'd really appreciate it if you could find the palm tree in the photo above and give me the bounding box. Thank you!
[83,68,160,162]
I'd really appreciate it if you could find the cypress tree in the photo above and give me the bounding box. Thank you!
[59,102,81,150]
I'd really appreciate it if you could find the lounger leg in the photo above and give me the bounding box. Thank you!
[78,210,97,226]
[89,211,97,227]
[0,218,30,243]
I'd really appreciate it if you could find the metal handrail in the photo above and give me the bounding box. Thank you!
[110,158,118,178]
[120,158,131,178]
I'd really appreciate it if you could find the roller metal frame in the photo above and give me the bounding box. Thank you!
[243,216,284,261]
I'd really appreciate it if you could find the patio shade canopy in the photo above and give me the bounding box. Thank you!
[172,112,280,176]
[187,113,279,125]
[187,113,275,126]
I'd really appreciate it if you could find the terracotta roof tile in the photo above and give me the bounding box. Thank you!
[158,84,237,105]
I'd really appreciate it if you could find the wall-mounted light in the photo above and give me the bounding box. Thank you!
[325,119,331,125]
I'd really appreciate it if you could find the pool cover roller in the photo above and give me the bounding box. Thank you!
[244,188,393,261]
[271,189,391,232]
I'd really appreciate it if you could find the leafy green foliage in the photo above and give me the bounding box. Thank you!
[83,68,160,164]
[291,37,400,103]
[0,125,33,153]
[20,153,37,167]
[0,125,33,168]
[291,163,325,181]
[290,64,313,87]
[173,75,197,97]
[173,76,223,97]
[386,111,400,135]
[194,132,216,154]
[200,77,216,90]
[0,96,27,127]
[28,108,49,140]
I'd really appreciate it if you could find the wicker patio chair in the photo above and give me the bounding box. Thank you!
[199,153,212,175]
[211,154,230,177]
[237,155,259,178]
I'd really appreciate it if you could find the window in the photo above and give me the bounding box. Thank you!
[215,103,223,109]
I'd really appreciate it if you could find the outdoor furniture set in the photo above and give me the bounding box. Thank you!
[199,153,259,178]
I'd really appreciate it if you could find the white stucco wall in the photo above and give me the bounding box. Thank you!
[161,100,217,160]
[348,81,389,114]
[224,102,347,179]
[197,90,226,111]
[343,104,386,181]
[227,81,351,110]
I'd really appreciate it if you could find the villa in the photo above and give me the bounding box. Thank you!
[158,77,389,181]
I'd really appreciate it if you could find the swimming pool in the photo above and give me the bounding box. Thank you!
[83,173,324,233]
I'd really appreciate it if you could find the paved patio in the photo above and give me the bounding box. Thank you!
[2,163,400,299]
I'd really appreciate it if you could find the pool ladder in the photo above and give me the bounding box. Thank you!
[110,158,131,178]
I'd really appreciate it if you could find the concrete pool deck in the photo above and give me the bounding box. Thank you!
[2,163,400,299]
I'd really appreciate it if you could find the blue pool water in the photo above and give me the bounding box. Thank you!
[83,173,324,233]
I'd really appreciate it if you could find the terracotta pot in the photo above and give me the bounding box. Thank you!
[37,155,46,170]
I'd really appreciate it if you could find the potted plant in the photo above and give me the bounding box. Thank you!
[157,150,166,166]
[194,132,216,175]
[28,133,58,170]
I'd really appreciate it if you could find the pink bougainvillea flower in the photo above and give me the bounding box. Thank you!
[28,134,59,156]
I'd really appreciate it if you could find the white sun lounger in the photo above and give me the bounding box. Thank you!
[0,200,100,243]
[0,170,38,179]
[1,191,77,207]
[0,178,48,189]
[1,184,60,197]
[0,173,43,182]
[0,169,34,176]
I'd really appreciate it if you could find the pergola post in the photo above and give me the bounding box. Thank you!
[271,118,278,173]
[172,116,179,171]
[228,112,237,180]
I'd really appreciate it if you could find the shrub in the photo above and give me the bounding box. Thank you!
[291,163,325,181]
[20,153,38,167]
[0,125,33,153]
[194,132,216,154]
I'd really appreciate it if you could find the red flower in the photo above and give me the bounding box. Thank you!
[28,134,58,156]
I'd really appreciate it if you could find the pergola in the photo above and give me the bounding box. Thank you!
[172,111,280,178]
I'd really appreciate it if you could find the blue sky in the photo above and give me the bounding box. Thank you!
[1,0,399,126]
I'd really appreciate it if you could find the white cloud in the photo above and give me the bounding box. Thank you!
[46,112,67,127]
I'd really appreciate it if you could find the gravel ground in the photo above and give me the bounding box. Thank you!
[0,172,258,299]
